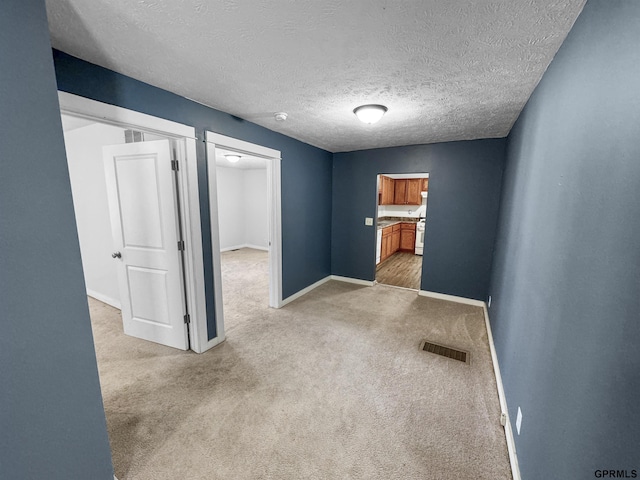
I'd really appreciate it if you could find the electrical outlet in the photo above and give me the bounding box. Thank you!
[516,407,523,435]
[365,217,373,226]
[488,295,492,308]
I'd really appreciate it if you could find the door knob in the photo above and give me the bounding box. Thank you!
[112,252,122,259]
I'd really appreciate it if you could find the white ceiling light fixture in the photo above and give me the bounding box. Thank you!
[274,112,288,122]
[225,154,241,163]
[353,104,388,124]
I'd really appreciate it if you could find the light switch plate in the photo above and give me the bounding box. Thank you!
[365,217,373,226]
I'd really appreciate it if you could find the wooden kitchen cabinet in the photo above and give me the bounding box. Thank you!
[391,225,401,252]
[393,179,407,205]
[380,223,417,263]
[392,178,422,205]
[399,222,416,252]
[421,177,429,192]
[381,226,393,262]
[406,179,422,205]
[379,175,395,205]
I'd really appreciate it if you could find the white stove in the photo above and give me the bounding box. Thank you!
[415,219,425,255]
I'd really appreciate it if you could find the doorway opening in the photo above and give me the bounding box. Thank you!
[214,147,269,335]
[375,173,429,290]
[205,132,283,342]
[62,116,195,352]
[58,91,211,353]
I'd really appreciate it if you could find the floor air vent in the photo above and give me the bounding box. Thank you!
[420,340,469,364]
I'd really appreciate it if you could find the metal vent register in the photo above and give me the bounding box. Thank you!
[420,340,470,364]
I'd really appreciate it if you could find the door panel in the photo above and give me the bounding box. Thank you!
[394,179,407,204]
[103,140,188,350]
[117,157,165,249]
[407,179,422,205]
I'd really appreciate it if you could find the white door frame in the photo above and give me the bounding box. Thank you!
[205,132,283,341]
[58,91,213,353]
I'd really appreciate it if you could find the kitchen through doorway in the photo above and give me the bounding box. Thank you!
[375,173,429,290]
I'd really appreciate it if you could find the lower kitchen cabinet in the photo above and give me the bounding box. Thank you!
[379,222,417,263]
[399,223,416,252]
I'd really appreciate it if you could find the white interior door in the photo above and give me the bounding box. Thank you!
[103,140,188,350]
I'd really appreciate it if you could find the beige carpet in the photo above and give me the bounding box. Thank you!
[89,248,512,480]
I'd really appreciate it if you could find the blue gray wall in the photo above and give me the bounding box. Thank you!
[489,1,640,478]
[332,140,506,300]
[0,1,113,478]
[53,51,333,339]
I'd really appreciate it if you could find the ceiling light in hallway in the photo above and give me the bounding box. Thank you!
[353,104,388,124]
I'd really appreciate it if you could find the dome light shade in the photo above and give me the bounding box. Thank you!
[225,154,241,163]
[353,104,388,124]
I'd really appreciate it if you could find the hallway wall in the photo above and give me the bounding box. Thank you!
[332,139,506,301]
[0,0,113,478]
[489,1,640,477]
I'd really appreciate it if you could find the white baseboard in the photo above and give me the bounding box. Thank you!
[221,243,269,252]
[245,244,269,251]
[220,244,247,252]
[280,276,331,307]
[330,275,375,287]
[418,289,484,307]
[483,304,521,480]
[86,289,121,310]
[279,275,376,308]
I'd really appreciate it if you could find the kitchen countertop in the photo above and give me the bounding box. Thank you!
[377,217,421,230]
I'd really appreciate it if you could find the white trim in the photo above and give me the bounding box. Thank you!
[175,138,208,354]
[205,145,227,350]
[246,244,269,252]
[58,91,196,139]
[330,275,376,287]
[279,275,375,308]
[374,281,418,292]
[266,156,283,309]
[86,290,121,310]
[220,244,248,253]
[219,244,270,253]
[205,132,283,323]
[280,276,331,307]
[58,92,208,354]
[483,305,521,480]
[418,289,485,307]
[206,131,280,159]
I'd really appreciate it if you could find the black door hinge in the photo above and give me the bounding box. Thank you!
[184,314,191,324]
[171,160,179,171]
[178,240,185,251]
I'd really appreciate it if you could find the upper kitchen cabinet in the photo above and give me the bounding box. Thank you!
[393,179,407,204]
[393,178,422,205]
[421,178,429,192]
[379,175,395,205]
[407,179,422,204]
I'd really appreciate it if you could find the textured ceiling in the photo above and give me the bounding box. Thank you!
[46,0,586,153]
